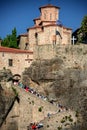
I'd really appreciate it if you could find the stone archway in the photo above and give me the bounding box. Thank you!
[12,74,21,84]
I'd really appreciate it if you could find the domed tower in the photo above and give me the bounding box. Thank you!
[20,3,72,51]
[34,4,60,26]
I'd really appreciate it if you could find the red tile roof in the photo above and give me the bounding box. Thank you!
[39,4,60,11]
[27,24,72,30]
[0,46,33,54]
[19,33,28,37]
[27,25,42,31]
[33,17,40,21]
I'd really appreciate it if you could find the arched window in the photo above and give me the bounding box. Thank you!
[35,32,38,45]
[35,32,38,38]
[25,43,29,50]
[42,26,44,31]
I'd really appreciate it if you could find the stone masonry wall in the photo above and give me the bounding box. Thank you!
[0,52,33,75]
[29,25,72,51]
[19,36,28,50]
[41,7,58,22]
[34,44,87,70]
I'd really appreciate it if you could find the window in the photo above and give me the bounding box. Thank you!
[35,32,38,45]
[42,26,44,31]
[2,52,4,57]
[44,13,46,19]
[50,13,52,20]
[25,43,29,50]
[8,59,13,66]
[35,32,38,38]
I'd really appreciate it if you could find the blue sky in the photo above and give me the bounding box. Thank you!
[0,0,87,38]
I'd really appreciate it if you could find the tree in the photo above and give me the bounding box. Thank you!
[9,27,17,48]
[1,27,18,48]
[1,35,11,47]
[78,15,87,43]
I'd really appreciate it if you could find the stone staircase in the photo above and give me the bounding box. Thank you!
[15,85,77,130]
[1,83,77,130]
[39,110,77,130]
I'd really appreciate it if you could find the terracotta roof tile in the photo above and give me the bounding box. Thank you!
[19,33,28,37]
[27,25,42,30]
[27,24,72,30]
[39,4,60,10]
[0,46,33,54]
[33,17,41,21]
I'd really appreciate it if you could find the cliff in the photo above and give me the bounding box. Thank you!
[22,44,87,129]
[0,69,16,127]
[0,44,87,130]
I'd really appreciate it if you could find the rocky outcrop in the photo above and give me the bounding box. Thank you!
[0,45,87,130]
[0,69,12,82]
[0,69,78,130]
[22,45,87,129]
[0,69,16,128]
[0,84,16,127]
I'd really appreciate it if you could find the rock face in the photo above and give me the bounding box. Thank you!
[0,45,87,130]
[0,83,16,127]
[0,69,15,127]
[0,69,12,82]
[22,45,87,129]
[0,68,77,130]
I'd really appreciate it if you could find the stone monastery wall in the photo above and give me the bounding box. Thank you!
[0,48,33,75]
[34,44,87,70]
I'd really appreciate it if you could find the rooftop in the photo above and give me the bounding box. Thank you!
[39,4,60,11]
[0,46,33,54]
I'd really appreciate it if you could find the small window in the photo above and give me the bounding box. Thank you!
[27,54,29,58]
[2,52,4,57]
[44,13,46,19]
[35,32,38,38]
[8,59,13,66]
[50,13,52,20]
[25,43,29,50]
[42,26,44,31]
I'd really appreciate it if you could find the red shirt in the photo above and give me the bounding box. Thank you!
[32,125,36,129]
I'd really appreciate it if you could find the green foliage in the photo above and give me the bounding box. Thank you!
[38,106,43,112]
[61,117,66,123]
[77,15,87,43]
[61,115,73,124]
[68,117,73,122]
[65,123,70,126]
[75,110,79,117]
[12,87,18,97]
[81,15,87,33]
[67,115,73,122]
[32,100,34,105]
[57,126,62,130]
[47,125,49,128]
[12,87,20,103]
[1,27,18,48]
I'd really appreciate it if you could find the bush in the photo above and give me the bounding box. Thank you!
[58,126,62,130]
[38,106,43,112]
